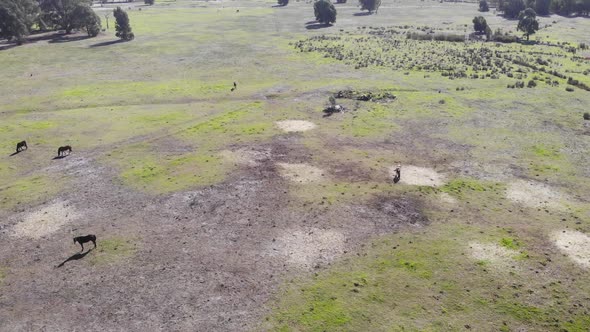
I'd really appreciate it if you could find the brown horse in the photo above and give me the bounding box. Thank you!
[16,141,27,152]
[57,145,72,156]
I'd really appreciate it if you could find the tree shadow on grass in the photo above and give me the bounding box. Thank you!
[48,35,92,44]
[56,248,94,268]
[52,155,67,160]
[89,39,125,48]
[305,22,333,30]
[9,151,21,157]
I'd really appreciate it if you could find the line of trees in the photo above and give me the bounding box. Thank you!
[484,0,590,16]
[1,0,135,44]
[1,0,101,43]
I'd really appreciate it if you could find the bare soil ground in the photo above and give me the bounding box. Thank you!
[275,120,317,133]
[391,165,446,186]
[506,180,569,210]
[0,132,426,331]
[552,230,590,269]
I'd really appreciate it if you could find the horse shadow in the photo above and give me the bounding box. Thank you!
[52,155,67,160]
[57,248,94,268]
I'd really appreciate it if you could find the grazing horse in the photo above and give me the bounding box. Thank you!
[16,141,27,153]
[73,234,97,252]
[393,165,401,184]
[57,145,72,156]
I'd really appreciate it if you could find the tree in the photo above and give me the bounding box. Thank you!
[0,0,39,43]
[479,0,490,11]
[314,0,336,24]
[336,0,347,3]
[39,0,92,33]
[503,0,525,18]
[517,8,539,40]
[277,0,289,5]
[114,7,134,40]
[534,0,551,14]
[359,0,381,13]
[144,0,154,5]
[472,16,488,33]
[71,4,101,37]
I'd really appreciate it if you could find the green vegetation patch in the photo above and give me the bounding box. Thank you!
[441,178,504,198]
[114,145,230,194]
[90,237,137,266]
[0,175,61,210]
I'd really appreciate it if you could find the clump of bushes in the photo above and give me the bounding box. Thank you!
[583,112,590,120]
[406,32,465,42]
[566,86,574,92]
[527,80,537,88]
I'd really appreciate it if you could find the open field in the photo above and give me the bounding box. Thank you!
[0,0,589,331]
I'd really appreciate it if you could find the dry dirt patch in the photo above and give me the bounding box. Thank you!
[275,120,317,133]
[469,241,519,269]
[219,148,271,167]
[506,180,567,210]
[552,230,590,269]
[271,228,345,269]
[11,201,80,239]
[438,192,457,205]
[390,165,445,186]
[277,162,325,184]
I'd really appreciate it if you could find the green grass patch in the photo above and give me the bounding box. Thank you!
[0,175,61,210]
[440,178,504,198]
[90,237,137,266]
[499,237,520,250]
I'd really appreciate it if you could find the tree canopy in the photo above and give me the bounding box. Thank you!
[72,4,101,37]
[502,0,525,18]
[314,0,336,24]
[114,7,134,41]
[472,16,488,33]
[278,0,289,6]
[359,0,382,13]
[517,7,539,40]
[39,0,92,33]
[0,0,39,43]
[479,0,490,11]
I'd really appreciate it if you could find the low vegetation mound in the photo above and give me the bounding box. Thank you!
[294,27,587,88]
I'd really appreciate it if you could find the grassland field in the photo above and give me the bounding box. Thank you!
[0,0,589,331]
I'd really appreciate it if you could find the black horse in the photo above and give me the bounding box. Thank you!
[16,141,27,153]
[73,234,97,252]
[393,165,401,184]
[57,145,72,156]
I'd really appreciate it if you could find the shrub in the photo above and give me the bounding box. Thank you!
[527,80,537,87]
[278,0,288,5]
[583,112,590,120]
[359,0,381,13]
[114,7,134,41]
[479,0,489,11]
[566,86,574,92]
[314,0,337,24]
[144,0,154,4]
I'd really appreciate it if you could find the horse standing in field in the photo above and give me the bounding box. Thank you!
[73,234,97,252]
[57,145,72,157]
[16,141,27,153]
[393,165,401,184]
